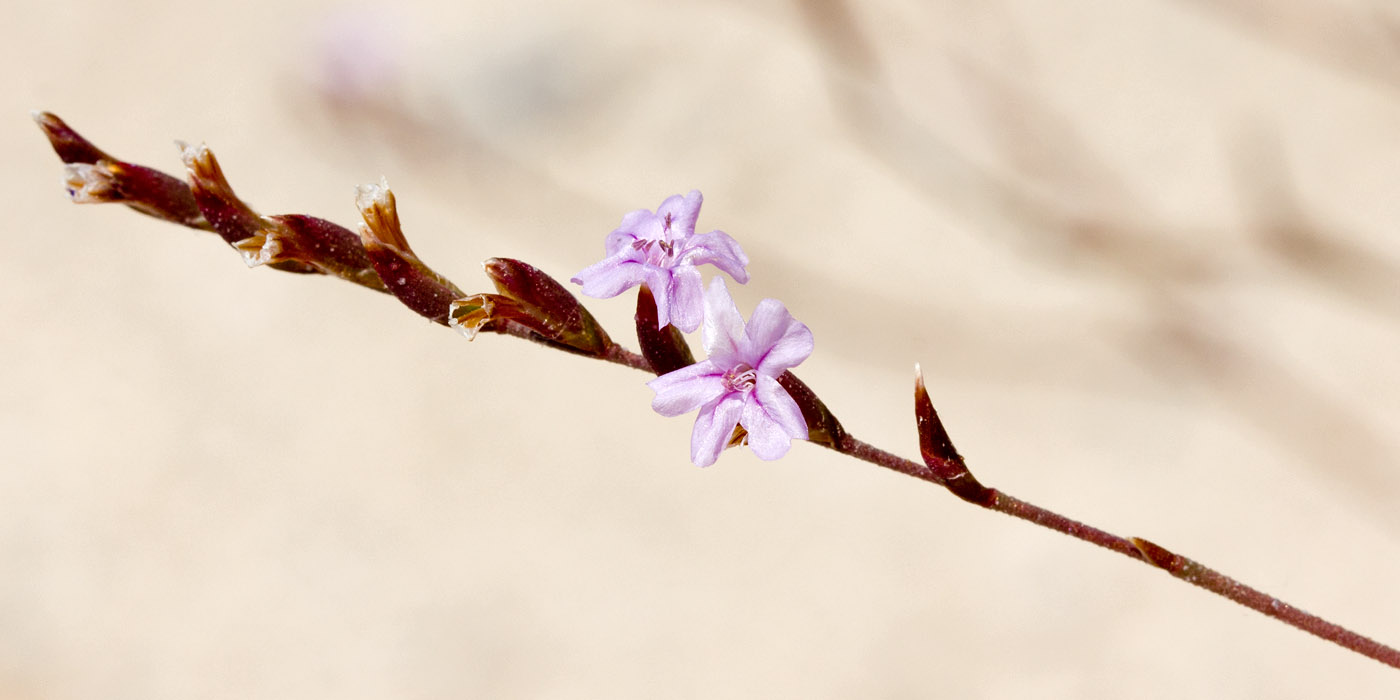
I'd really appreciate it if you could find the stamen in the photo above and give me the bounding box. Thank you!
[724,363,757,393]
[630,238,677,267]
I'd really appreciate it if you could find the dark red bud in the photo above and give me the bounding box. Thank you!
[265,215,385,291]
[483,257,612,356]
[33,111,114,164]
[776,371,846,449]
[634,284,695,375]
[356,181,466,323]
[179,142,269,247]
[37,112,209,230]
[914,364,990,504]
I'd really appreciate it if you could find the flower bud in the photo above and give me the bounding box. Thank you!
[356,180,465,323]
[35,112,208,230]
[178,142,273,246]
[482,258,612,356]
[263,215,385,291]
[32,111,113,165]
[634,284,695,375]
[775,371,845,449]
[914,364,989,504]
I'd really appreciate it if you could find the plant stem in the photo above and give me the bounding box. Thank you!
[1131,537,1400,669]
[829,434,1400,670]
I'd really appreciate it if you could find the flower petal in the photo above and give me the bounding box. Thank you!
[655,190,703,242]
[648,360,726,416]
[753,374,808,441]
[608,208,664,250]
[666,264,705,333]
[691,393,744,467]
[603,226,641,257]
[748,299,813,375]
[680,230,749,284]
[739,397,792,461]
[642,266,675,328]
[701,278,746,366]
[571,254,647,299]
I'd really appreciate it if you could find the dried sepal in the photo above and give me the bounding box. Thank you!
[35,112,209,230]
[62,162,118,203]
[178,141,274,247]
[914,363,990,504]
[482,258,613,356]
[447,293,553,345]
[356,180,465,324]
[356,179,411,250]
[726,424,748,449]
[634,284,695,375]
[447,294,498,340]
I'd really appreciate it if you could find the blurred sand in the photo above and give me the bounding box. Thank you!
[5,0,1400,697]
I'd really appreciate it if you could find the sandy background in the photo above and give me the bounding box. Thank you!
[6,0,1400,697]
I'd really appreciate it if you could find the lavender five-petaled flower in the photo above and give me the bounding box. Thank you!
[571,190,749,332]
[648,278,812,466]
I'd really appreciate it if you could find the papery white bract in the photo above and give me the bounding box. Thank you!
[648,278,811,466]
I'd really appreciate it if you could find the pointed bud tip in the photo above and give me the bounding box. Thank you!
[34,111,115,165]
[31,110,61,131]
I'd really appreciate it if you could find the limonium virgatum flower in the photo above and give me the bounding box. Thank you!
[648,278,812,466]
[571,190,749,332]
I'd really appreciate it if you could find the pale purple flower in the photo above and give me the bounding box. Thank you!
[648,278,812,466]
[571,190,748,332]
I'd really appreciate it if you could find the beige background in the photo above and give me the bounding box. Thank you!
[7,0,1400,697]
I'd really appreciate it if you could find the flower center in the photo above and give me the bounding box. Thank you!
[723,363,757,394]
[632,238,676,267]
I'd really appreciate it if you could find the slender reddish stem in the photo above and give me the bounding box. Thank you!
[602,343,651,372]
[1131,537,1400,669]
[827,434,1400,670]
